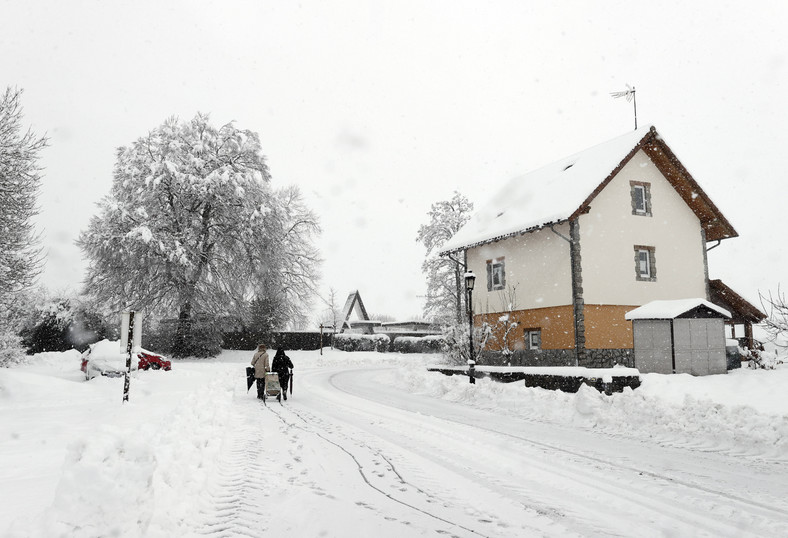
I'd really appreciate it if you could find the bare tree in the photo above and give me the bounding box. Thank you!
[495,285,520,358]
[760,286,788,350]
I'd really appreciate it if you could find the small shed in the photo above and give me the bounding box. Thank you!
[625,299,731,375]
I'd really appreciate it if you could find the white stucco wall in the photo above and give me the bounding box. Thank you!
[466,222,572,313]
[579,150,707,305]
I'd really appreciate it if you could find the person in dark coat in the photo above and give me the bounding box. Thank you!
[271,348,294,400]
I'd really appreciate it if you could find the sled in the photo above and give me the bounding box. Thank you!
[262,372,282,404]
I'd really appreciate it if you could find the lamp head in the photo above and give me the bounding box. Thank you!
[464,271,476,291]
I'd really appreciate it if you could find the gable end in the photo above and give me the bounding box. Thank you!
[571,126,737,242]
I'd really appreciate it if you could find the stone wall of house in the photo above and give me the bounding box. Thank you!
[579,348,635,368]
[480,348,635,368]
[480,349,576,367]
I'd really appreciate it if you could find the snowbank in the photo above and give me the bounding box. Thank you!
[7,370,235,537]
[2,347,787,536]
[385,357,788,461]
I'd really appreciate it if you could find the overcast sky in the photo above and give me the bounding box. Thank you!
[3,0,787,321]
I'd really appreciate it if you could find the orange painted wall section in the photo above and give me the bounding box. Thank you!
[583,305,636,349]
[478,305,575,351]
[476,304,636,351]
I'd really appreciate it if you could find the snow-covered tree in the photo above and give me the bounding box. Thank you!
[19,289,112,354]
[0,88,46,300]
[0,87,47,364]
[416,192,473,323]
[78,114,320,356]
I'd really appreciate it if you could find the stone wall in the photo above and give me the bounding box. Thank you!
[480,349,577,367]
[480,348,635,368]
[580,348,635,368]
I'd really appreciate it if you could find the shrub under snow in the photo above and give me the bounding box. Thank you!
[333,333,390,352]
[393,335,444,353]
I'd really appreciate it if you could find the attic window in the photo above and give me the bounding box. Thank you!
[630,181,652,216]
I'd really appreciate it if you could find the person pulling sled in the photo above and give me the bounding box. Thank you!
[271,348,294,400]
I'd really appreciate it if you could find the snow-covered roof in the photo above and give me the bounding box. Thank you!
[439,124,736,253]
[625,299,731,320]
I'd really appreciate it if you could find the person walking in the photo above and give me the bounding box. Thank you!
[251,344,270,400]
[271,348,294,400]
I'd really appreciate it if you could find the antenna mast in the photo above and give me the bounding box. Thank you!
[611,85,637,130]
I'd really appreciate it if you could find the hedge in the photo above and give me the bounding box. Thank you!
[333,333,390,352]
[392,335,444,353]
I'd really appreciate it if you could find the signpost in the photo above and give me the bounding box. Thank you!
[120,311,142,403]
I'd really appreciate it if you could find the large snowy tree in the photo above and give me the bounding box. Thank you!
[0,87,47,364]
[78,114,320,355]
[0,87,46,300]
[416,191,473,323]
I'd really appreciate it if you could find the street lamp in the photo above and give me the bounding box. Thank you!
[464,271,476,384]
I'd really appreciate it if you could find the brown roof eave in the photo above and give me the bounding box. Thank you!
[709,279,766,323]
[642,138,738,241]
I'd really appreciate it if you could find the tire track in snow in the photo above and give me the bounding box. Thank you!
[271,403,495,538]
[326,368,788,537]
[196,397,276,537]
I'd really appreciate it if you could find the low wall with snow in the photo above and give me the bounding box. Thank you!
[428,365,641,394]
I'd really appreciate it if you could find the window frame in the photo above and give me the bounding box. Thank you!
[630,181,652,216]
[634,245,656,282]
[524,328,541,350]
[486,257,506,291]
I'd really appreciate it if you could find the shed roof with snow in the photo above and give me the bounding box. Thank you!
[439,125,737,254]
[625,299,731,320]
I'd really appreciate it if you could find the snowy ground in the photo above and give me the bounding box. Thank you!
[1,348,787,537]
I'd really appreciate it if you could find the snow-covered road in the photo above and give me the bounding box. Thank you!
[2,349,787,537]
[196,364,788,537]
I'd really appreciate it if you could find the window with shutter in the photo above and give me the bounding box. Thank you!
[486,257,506,291]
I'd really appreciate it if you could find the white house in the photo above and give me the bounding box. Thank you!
[439,125,750,368]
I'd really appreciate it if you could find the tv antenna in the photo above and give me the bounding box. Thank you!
[611,84,637,130]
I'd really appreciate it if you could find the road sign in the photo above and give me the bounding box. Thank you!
[120,311,142,403]
[120,311,142,352]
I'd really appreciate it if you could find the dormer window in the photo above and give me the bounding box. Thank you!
[630,181,652,216]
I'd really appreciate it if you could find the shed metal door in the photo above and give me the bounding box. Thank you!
[633,320,673,374]
[673,319,727,375]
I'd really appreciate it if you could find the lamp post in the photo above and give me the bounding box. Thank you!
[464,271,476,384]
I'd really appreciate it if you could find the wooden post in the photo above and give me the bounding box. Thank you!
[123,311,135,403]
[319,324,324,356]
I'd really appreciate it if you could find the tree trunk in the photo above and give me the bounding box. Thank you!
[173,301,193,358]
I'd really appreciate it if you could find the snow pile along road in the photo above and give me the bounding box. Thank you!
[7,369,236,537]
[389,363,788,460]
[1,348,787,537]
